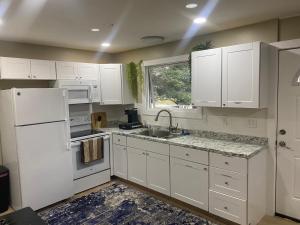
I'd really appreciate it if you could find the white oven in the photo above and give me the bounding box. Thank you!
[71,134,110,180]
[52,80,100,104]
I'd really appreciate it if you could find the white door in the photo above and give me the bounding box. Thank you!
[31,59,56,80]
[113,144,128,179]
[56,61,77,80]
[13,88,67,126]
[170,157,208,210]
[77,63,99,80]
[222,42,260,108]
[191,48,222,107]
[16,121,73,210]
[99,64,122,105]
[0,57,31,80]
[276,48,300,220]
[147,152,170,195]
[127,147,147,187]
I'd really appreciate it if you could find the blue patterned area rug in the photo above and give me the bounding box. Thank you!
[38,183,219,225]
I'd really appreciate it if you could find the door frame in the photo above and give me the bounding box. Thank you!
[271,38,300,217]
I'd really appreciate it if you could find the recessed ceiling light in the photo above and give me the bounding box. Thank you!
[91,28,100,32]
[185,3,198,8]
[193,17,207,24]
[101,42,111,47]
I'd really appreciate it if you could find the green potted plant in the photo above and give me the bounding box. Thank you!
[189,41,213,69]
[126,60,144,101]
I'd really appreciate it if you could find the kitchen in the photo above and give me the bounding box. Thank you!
[0,1,300,225]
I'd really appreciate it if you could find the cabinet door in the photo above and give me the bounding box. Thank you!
[77,63,99,80]
[0,57,31,79]
[222,42,260,108]
[56,61,77,80]
[170,157,208,210]
[113,144,128,179]
[31,59,56,80]
[147,152,170,195]
[191,48,222,107]
[127,147,147,187]
[99,64,122,105]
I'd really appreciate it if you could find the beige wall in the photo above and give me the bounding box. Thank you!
[114,19,279,63]
[279,15,300,41]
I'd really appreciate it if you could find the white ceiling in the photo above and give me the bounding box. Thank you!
[0,0,300,53]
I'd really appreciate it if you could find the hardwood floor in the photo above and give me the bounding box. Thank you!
[1,179,299,225]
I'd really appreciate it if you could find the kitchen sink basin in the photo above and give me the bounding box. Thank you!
[136,127,181,139]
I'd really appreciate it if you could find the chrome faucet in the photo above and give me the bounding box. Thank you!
[154,109,176,132]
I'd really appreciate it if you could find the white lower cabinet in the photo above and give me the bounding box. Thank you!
[113,144,128,179]
[127,147,147,187]
[170,157,208,210]
[209,190,247,225]
[147,152,170,195]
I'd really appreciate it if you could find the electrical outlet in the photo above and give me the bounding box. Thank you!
[248,119,257,128]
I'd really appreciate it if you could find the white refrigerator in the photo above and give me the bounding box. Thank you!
[0,88,74,210]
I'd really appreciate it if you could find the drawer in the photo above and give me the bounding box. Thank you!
[209,190,247,225]
[210,153,247,174]
[210,167,247,200]
[127,137,169,156]
[170,145,208,165]
[113,134,126,146]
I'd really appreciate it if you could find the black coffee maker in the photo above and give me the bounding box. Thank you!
[119,108,142,130]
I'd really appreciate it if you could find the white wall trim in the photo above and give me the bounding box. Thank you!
[143,54,189,67]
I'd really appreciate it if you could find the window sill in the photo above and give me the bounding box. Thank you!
[143,107,203,119]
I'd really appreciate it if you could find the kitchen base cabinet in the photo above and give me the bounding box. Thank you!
[127,147,147,187]
[170,157,208,210]
[209,190,247,225]
[147,152,170,195]
[113,144,128,179]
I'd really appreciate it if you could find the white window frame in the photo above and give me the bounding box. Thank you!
[142,55,202,119]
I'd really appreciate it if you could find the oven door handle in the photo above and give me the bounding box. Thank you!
[71,135,110,148]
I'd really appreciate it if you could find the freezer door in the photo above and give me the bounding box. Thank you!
[13,88,67,126]
[16,121,73,210]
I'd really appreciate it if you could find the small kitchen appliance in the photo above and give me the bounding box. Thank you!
[119,108,142,130]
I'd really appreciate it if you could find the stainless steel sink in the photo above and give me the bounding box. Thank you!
[136,127,181,139]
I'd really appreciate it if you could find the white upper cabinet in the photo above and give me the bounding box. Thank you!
[31,60,56,80]
[0,57,31,80]
[191,41,275,109]
[0,57,56,80]
[222,42,269,108]
[56,61,77,80]
[99,64,123,105]
[192,48,222,107]
[77,63,99,80]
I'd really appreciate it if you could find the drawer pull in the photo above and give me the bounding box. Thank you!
[118,139,120,142]
[142,152,146,155]
[224,206,228,210]
[185,153,190,156]
[225,161,229,165]
[221,174,232,178]
[185,165,193,168]
[203,167,208,171]
[225,181,229,185]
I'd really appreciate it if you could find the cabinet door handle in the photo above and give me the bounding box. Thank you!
[27,75,31,78]
[234,102,242,104]
[224,206,228,210]
[221,174,232,178]
[185,165,193,168]
[185,153,190,156]
[203,167,208,171]
[225,181,229,185]
[225,161,229,165]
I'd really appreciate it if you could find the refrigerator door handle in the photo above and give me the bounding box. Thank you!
[63,90,71,151]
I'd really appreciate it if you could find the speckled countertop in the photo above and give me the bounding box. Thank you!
[98,127,267,159]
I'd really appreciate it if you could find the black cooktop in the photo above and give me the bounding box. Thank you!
[71,129,104,139]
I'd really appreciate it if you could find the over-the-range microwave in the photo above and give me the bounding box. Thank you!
[52,80,100,104]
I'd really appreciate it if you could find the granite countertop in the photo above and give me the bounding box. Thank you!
[98,127,266,159]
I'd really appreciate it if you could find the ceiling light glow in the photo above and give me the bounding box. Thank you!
[193,17,207,24]
[91,28,100,32]
[101,42,111,47]
[185,3,198,8]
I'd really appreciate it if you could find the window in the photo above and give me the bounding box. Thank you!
[143,55,202,119]
[148,61,192,109]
